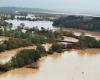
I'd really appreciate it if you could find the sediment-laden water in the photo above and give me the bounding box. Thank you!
[0,49,100,80]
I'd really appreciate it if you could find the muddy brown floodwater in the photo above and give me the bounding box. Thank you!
[0,49,100,80]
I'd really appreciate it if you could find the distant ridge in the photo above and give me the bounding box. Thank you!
[0,7,100,17]
[0,7,56,13]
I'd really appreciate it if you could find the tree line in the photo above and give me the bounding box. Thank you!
[53,16,100,32]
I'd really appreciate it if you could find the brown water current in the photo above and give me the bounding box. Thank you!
[0,49,100,80]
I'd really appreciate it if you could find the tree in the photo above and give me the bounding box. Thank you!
[49,43,64,53]
[0,29,4,36]
[36,45,46,55]
[10,49,41,68]
[20,23,25,29]
[78,36,98,48]
[31,35,46,45]
[0,44,7,52]
[53,16,100,32]
[9,23,13,30]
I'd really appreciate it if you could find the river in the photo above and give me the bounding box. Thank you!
[0,49,100,80]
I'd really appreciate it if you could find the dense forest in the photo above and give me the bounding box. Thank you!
[53,16,100,32]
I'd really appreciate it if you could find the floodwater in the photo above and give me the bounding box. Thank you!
[0,43,51,65]
[63,36,78,42]
[0,49,100,80]
[1,20,100,80]
[5,20,54,30]
[0,46,36,64]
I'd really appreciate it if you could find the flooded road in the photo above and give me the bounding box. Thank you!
[0,49,100,80]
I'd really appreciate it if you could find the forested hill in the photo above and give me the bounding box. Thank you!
[53,16,100,32]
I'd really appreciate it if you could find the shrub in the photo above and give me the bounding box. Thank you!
[49,43,65,53]
[78,36,99,48]
[10,49,41,68]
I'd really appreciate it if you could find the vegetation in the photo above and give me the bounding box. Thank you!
[53,16,100,32]
[78,36,100,48]
[49,43,66,53]
[0,18,100,73]
[0,38,33,52]
[31,35,46,45]
[36,45,46,55]
[0,22,55,52]
[16,17,53,21]
[10,49,41,68]
[0,45,46,72]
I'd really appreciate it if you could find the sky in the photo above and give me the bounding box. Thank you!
[0,0,100,14]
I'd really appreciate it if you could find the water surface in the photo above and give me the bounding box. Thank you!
[0,49,100,80]
[5,20,54,30]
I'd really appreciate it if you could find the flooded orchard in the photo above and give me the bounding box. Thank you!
[0,49,100,80]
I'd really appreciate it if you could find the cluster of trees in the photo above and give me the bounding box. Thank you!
[11,45,46,68]
[0,38,32,52]
[0,20,62,40]
[0,22,56,52]
[16,16,53,21]
[49,43,66,53]
[0,42,67,72]
[0,35,47,52]
[0,45,46,72]
[16,17,40,21]
[0,22,63,52]
[0,15,15,20]
[11,49,41,68]
[0,29,29,38]
[34,28,65,43]
[66,36,100,49]
[78,36,100,48]
[31,35,46,45]
[53,16,100,32]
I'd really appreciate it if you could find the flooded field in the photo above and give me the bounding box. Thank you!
[0,49,100,80]
[5,20,54,30]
